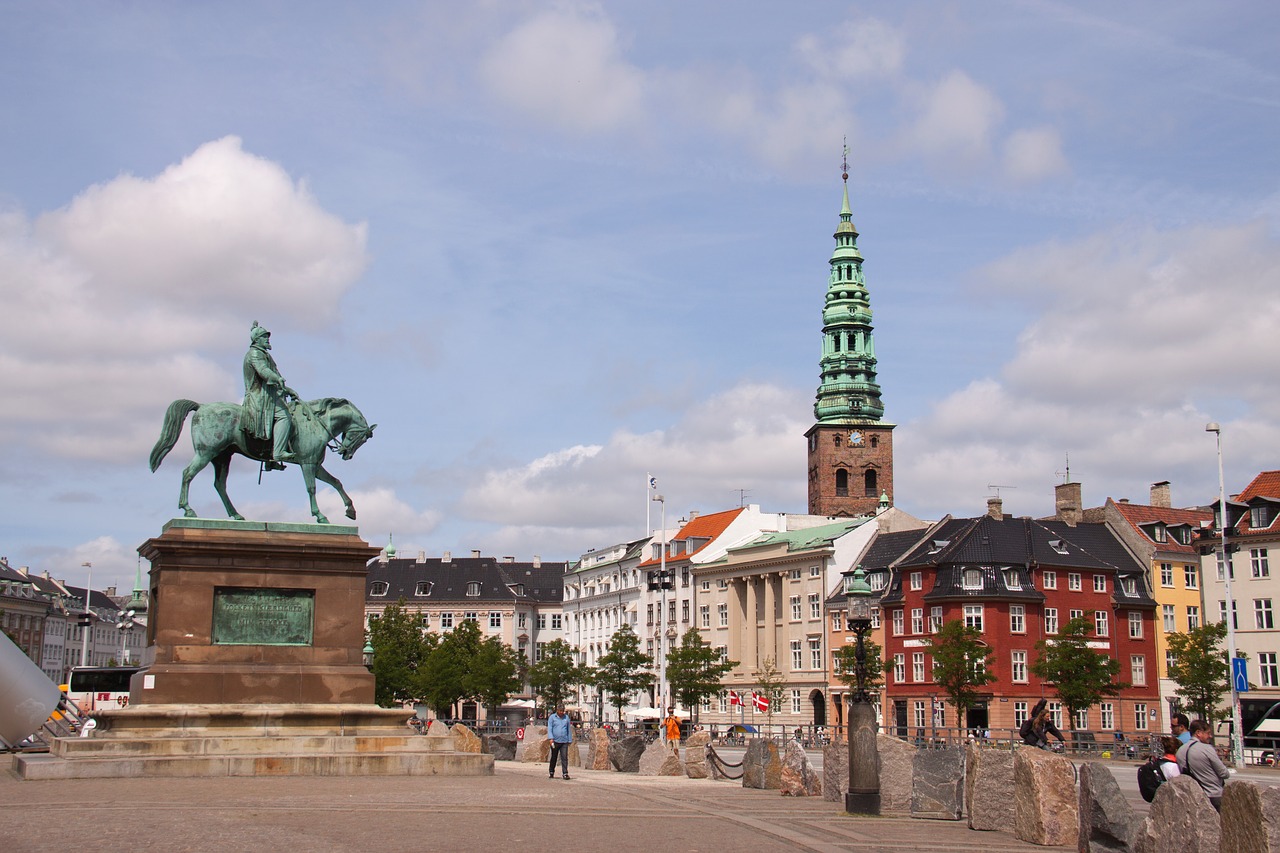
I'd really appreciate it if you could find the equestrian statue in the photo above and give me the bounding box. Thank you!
[149,321,376,524]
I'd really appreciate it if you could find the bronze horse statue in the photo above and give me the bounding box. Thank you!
[149,397,375,524]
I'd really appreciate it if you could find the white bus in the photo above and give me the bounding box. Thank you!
[63,666,141,713]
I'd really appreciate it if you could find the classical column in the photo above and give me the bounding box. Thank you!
[744,577,759,670]
[726,578,742,664]
[763,572,778,669]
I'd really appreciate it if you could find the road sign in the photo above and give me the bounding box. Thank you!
[516,727,525,740]
[1233,657,1250,693]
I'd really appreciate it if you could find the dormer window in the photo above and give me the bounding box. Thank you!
[1120,576,1138,597]
[511,584,525,596]
[1252,506,1274,530]
[414,582,432,597]
[370,582,389,597]
[929,539,950,555]
[1003,569,1022,590]
[1048,538,1069,556]
[1152,524,1167,543]
[868,571,887,591]
[466,582,481,597]
[962,569,983,590]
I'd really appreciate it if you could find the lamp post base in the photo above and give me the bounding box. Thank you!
[845,790,881,815]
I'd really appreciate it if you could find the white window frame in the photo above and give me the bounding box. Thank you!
[911,608,924,634]
[1131,654,1147,686]
[1011,650,1027,683]
[1094,574,1107,593]
[1068,572,1082,591]
[1044,607,1058,635]
[963,604,983,632]
[1010,604,1025,634]
[912,652,925,682]
[1128,611,1142,639]
[1043,570,1057,590]
[910,571,922,591]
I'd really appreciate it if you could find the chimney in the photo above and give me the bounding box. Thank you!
[1151,481,1172,508]
[105,586,117,597]
[416,550,426,563]
[987,497,1004,520]
[504,556,515,563]
[1055,482,1082,527]
[688,510,699,521]
[442,551,452,563]
[533,555,542,568]
[471,549,482,559]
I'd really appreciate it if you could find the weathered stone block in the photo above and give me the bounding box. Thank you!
[638,737,683,776]
[911,747,964,820]
[965,742,1015,831]
[449,723,482,754]
[684,731,710,779]
[1013,747,1078,848]
[1078,760,1139,852]
[1134,776,1220,853]
[742,738,782,790]
[482,734,516,761]
[780,740,822,797]
[514,725,547,762]
[823,741,848,803]
[586,728,611,771]
[608,735,646,773]
[1220,778,1280,853]
[876,733,915,814]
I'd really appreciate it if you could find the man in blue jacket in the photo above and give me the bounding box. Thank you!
[548,702,573,780]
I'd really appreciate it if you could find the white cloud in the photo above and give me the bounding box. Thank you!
[796,17,905,81]
[479,3,646,133]
[318,486,443,544]
[1003,126,1069,182]
[0,137,368,463]
[905,70,1006,169]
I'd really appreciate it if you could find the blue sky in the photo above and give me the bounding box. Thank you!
[2,1,1278,592]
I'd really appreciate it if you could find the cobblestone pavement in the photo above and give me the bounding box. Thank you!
[3,757,1066,853]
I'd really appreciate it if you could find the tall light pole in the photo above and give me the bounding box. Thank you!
[117,610,136,666]
[78,562,93,670]
[1207,422,1244,766]
[843,565,880,815]
[651,493,668,709]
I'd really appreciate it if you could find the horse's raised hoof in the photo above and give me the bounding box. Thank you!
[231,514,245,521]
[345,507,357,520]
[316,515,329,524]
[183,508,197,518]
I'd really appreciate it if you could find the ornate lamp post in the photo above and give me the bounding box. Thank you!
[843,565,880,815]
[362,637,375,670]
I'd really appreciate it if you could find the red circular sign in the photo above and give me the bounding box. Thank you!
[516,727,525,740]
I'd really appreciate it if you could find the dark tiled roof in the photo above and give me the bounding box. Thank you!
[1112,501,1212,556]
[365,557,568,605]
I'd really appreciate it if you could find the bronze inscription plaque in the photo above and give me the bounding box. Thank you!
[211,587,314,646]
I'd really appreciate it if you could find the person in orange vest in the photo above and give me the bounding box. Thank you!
[663,707,682,751]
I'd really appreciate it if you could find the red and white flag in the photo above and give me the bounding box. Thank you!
[727,690,742,707]
[752,691,769,712]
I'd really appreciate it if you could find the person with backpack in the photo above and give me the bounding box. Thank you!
[1138,736,1181,803]
[1019,699,1065,750]
[1176,720,1231,811]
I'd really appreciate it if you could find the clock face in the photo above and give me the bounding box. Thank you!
[849,430,864,446]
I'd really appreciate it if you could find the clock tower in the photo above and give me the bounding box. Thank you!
[806,155,894,517]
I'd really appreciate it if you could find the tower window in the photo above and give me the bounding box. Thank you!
[864,469,878,497]
[870,436,878,448]
[835,469,849,497]
[833,434,841,447]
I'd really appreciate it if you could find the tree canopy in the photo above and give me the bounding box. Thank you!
[666,628,737,721]
[833,637,889,693]
[367,600,430,708]
[1031,614,1128,729]
[1166,621,1232,724]
[923,619,996,723]
[529,638,590,712]
[593,624,655,717]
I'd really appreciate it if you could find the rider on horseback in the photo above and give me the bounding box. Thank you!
[243,321,299,469]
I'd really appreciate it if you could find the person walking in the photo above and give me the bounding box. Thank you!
[548,703,573,780]
[1176,720,1230,811]
[662,707,682,752]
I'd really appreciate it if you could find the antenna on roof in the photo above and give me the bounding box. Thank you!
[735,488,751,508]
[987,484,1017,498]
[1056,452,1071,484]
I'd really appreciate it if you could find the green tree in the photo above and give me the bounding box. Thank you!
[924,620,997,725]
[367,601,430,708]
[529,638,590,712]
[833,638,890,692]
[470,635,525,713]
[666,628,737,722]
[1031,614,1128,730]
[1167,621,1232,725]
[754,656,787,728]
[593,624,655,718]
[418,618,485,717]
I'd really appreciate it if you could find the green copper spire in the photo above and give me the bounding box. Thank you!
[814,149,885,424]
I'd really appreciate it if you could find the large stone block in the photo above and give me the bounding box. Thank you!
[823,741,848,803]
[876,733,916,814]
[684,730,710,779]
[1134,776,1220,853]
[608,735,646,773]
[483,734,516,761]
[965,742,1015,831]
[586,728,612,771]
[638,737,684,776]
[1220,779,1280,853]
[742,738,782,790]
[514,725,547,762]
[1078,760,1139,852]
[911,747,964,820]
[1013,747,1079,848]
[449,723,482,754]
[780,740,822,797]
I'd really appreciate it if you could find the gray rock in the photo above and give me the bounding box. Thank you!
[483,733,516,761]
[911,747,964,820]
[586,728,611,771]
[823,741,848,803]
[449,723,482,754]
[1013,747,1079,848]
[965,742,1015,831]
[1220,779,1280,853]
[638,737,683,776]
[876,733,916,814]
[1133,776,1220,853]
[1078,760,1139,852]
[514,724,548,762]
[608,735,646,773]
[742,738,782,790]
[780,740,822,797]
[684,730,711,779]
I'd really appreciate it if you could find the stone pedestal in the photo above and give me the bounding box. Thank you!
[132,519,378,705]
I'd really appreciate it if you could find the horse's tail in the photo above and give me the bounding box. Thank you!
[149,399,200,472]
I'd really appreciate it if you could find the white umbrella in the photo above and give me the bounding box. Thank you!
[625,706,663,718]
[504,699,536,709]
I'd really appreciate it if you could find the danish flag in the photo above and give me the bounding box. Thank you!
[727,690,742,707]
[752,691,769,712]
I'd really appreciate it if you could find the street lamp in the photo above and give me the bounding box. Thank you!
[78,562,93,669]
[651,493,669,709]
[117,610,136,666]
[1207,422,1245,767]
[363,637,375,670]
[843,565,880,815]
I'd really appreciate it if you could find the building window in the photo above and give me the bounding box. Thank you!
[791,640,803,670]
[910,571,922,591]
[718,579,728,590]
[537,613,547,630]
[1163,605,1176,632]
[717,645,728,663]
[700,605,710,628]
[962,568,982,590]
[810,639,822,670]
[1014,701,1029,728]
[1131,655,1147,686]
[963,604,983,632]
[871,607,880,629]
[1134,703,1149,731]
[1220,600,1238,629]
[810,565,821,578]
[1043,570,1057,590]
[1075,709,1089,730]
[1004,569,1021,590]
[535,642,546,662]
[1127,611,1142,638]
[1256,599,1275,630]
[1094,574,1107,593]
[551,614,562,630]
[1010,605,1025,634]
[1261,653,1279,688]
[466,582,481,596]
[832,611,843,632]
[1184,564,1198,589]
[892,609,904,636]
[414,581,432,596]
[1070,609,1084,622]
[489,611,502,628]
[912,652,925,682]
[1012,650,1027,683]
[1253,549,1271,578]
[370,582,389,597]
[1068,573,1082,591]
[702,580,711,590]
[440,612,454,629]
[791,595,802,621]
[1160,563,1174,587]
[791,689,802,714]
[911,608,924,634]
[914,700,926,729]
[893,654,905,683]
[682,601,690,623]
[518,612,527,629]
[1045,607,1058,635]
[869,571,887,590]
[789,568,801,580]
[810,593,821,619]
[1048,702,1063,729]
[463,611,479,623]
[929,606,943,634]
[1095,610,1109,637]
[835,469,849,497]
